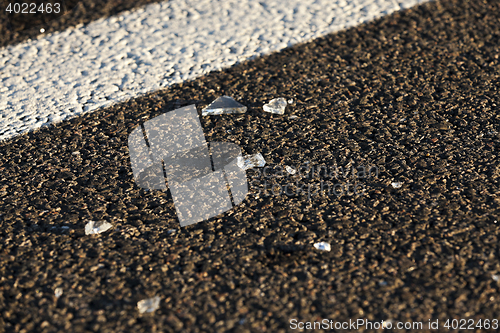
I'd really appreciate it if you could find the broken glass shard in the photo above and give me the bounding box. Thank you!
[202,96,247,116]
[285,166,296,175]
[313,242,331,252]
[263,97,287,115]
[54,288,63,298]
[287,99,294,105]
[289,115,299,119]
[237,153,266,170]
[137,296,161,314]
[85,220,113,235]
[391,182,403,189]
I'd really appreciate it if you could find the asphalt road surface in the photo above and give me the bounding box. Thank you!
[1,0,500,332]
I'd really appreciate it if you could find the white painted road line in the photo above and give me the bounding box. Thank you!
[0,0,429,141]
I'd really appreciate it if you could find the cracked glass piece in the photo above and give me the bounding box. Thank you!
[236,153,266,170]
[54,288,63,298]
[285,166,296,175]
[202,96,247,116]
[289,115,299,119]
[391,181,403,189]
[313,242,331,252]
[137,296,161,314]
[85,220,113,235]
[263,97,287,114]
[287,99,294,104]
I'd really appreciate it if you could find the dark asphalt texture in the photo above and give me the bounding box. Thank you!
[1,0,500,332]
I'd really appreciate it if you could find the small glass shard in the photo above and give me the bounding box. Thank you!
[54,288,63,298]
[237,153,266,170]
[202,96,247,116]
[285,166,296,175]
[391,182,403,189]
[85,220,113,235]
[313,242,331,252]
[263,97,287,115]
[137,296,161,314]
[289,115,299,119]
[287,99,294,105]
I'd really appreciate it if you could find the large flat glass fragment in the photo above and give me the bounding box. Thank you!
[202,96,247,116]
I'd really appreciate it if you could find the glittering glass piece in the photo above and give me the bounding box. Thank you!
[263,97,287,114]
[85,220,113,235]
[202,96,247,116]
[236,153,266,170]
[137,296,161,314]
[54,288,63,298]
[285,166,296,175]
[391,182,402,189]
[313,242,331,251]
